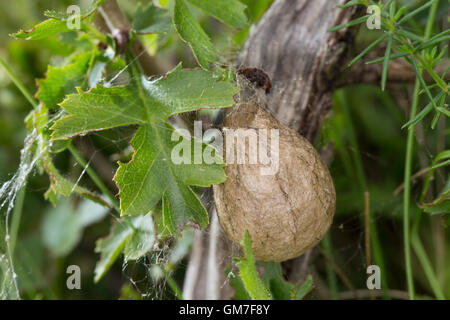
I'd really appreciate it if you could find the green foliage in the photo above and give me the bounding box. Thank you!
[36,52,93,110]
[5,0,241,291]
[419,188,450,215]
[330,0,449,128]
[231,231,314,300]
[51,62,236,231]
[331,0,449,300]
[94,213,155,282]
[11,0,105,40]
[173,0,219,69]
[41,199,108,256]
[186,0,248,29]
[262,263,313,300]
[173,0,247,69]
[234,231,272,300]
[132,3,172,34]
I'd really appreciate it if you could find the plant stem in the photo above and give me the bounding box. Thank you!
[322,234,338,300]
[9,187,26,257]
[403,80,419,300]
[67,144,120,213]
[337,90,389,298]
[67,144,137,232]
[411,233,445,299]
[165,270,184,300]
[0,55,37,109]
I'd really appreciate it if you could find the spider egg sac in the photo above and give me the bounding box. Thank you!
[213,102,336,262]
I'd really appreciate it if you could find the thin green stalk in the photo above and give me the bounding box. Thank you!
[322,234,339,300]
[165,271,184,300]
[403,80,419,300]
[67,144,120,214]
[381,36,393,91]
[9,187,26,257]
[337,90,389,298]
[411,234,445,299]
[0,55,37,109]
[66,144,137,232]
[402,0,441,300]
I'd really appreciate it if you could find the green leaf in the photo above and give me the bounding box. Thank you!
[261,262,294,300]
[419,189,450,215]
[94,221,133,282]
[227,268,252,300]
[401,92,445,129]
[51,62,237,231]
[348,33,389,67]
[397,0,438,25]
[44,0,106,20]
[366,52,409,65]
[94,213,155,282]
[186,0,248,29]
[335,0,362,9]
[236,231,272,300]
[123,214,156,260]
[36,51,93,110]
[327,15,369,32]
[41,199,108,257]
[51,63,236,139]
[117,123,224,232]
[295,275,314,300]
[410,59,438,110]
[50,85,148,139]
[44,157,110,207]
[396,29,424,42]
[25,104,110,207]
[132,3,173,34]
[420,151,450,207]
[10,0,102,40]
[381,35,392,91]
[261,262,314,300]
[11,19,72,40]
[173,0,218,69]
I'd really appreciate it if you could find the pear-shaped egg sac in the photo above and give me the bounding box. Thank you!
[213,102,336,262]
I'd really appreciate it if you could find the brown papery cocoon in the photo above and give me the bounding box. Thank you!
[214,102,336,262]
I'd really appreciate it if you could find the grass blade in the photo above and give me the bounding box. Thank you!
[327,15,369,32]
[366,52,409,65]
[410,58,438,110]
[396,29,424,42]
[381,35,393,91]
[401,91,444,129]
[397,0,437,25]
[348,33,389,67]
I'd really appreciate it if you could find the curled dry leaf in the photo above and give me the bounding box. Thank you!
[214,102,336,262]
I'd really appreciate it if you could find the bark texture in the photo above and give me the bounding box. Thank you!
[184,0,362,299]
